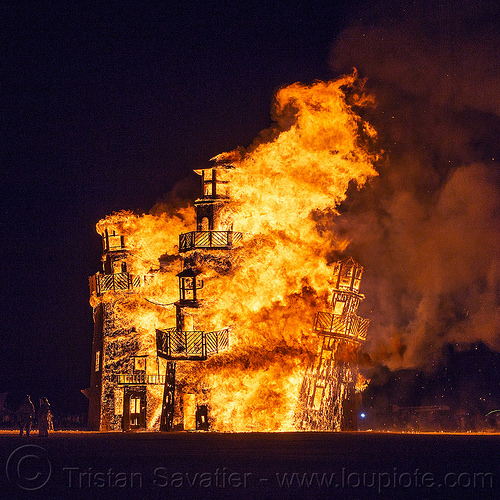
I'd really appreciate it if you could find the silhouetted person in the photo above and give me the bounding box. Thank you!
[17,395,35,436]
[38,397,51,437]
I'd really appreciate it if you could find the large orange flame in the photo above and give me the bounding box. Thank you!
[92,73,378,431]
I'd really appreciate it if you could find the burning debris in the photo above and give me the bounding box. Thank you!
[85,74,378,432]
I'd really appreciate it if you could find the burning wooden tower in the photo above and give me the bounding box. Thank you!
[86,159,240,431]
[296,257,370,431]
[85,156,372,432]
[86,222,163,431]
[156,159,241,431]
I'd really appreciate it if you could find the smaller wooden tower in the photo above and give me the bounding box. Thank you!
[296,257,370,431]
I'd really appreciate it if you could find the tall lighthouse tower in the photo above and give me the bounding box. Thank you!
[86,220,161,431]
[296,257,370,431]
[156,158,241,431]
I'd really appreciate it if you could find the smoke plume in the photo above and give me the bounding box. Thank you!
[329,0,500,369]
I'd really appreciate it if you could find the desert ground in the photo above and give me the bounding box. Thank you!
[0,430,498,499]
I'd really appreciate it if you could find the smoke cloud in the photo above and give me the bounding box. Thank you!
[329,0,500,369]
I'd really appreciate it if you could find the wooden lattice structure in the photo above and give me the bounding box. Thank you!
[296,257,369,431]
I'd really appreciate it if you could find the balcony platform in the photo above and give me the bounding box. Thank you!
[156,327,230,360]
[89,272,153,296]
[179,230,242,253]
[114,374,166,385]
[313,311,370,343]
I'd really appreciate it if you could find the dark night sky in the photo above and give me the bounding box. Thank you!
[0,1,351,411]
[1,0,498,416]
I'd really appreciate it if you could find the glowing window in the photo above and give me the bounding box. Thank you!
[108,231,123,250]
[134,357,146,371]
[334,301,345,315]
[95,351,101,372]
[130,397,141,414]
